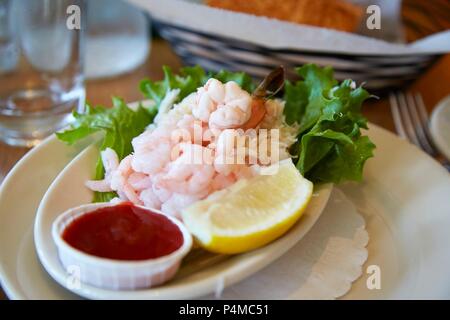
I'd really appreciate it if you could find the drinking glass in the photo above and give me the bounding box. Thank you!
[86,0,150,79]
[0,0,85,147]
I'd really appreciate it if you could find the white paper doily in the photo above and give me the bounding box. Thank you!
[205,188,369,299]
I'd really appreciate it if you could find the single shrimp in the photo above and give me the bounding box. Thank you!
[209,81,252,129]
[194,88,216,123]
[192,78,225,122]
[205,78,226,103]
[110,155,142,204]
[85,147,119,192]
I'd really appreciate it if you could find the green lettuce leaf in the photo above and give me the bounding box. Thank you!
[140,66,207,107]
[284,64,375,184]
[212,70,255,93]
[139,66,255,108]
[57,97,156,202]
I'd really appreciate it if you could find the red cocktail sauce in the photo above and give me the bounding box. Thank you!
[62,202,183,261]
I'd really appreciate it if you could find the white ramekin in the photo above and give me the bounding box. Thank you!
[52,202,192,290]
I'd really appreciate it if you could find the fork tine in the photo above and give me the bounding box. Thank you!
[414,93,430,123]
[414,93,438,150]
[396,91,422,148]
[389,93,408,140]
[415,93,450,171]
[390,92,450,172]
[405,92,436,155]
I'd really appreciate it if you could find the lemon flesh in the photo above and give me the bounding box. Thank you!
[181,159,314,254]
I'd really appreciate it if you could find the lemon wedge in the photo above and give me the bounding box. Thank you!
[181,159,314,254]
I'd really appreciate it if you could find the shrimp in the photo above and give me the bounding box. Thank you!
[211,173,237,191]
[213,129,245,175]
[238,98,266,130]
[85,69,294,219]
[131,138,172,175]
[159,92,197,127]
[148,171,173,202]
[85,148,119,192]
[128,172,151,191]
[161,193,203,219]
[139,188,162,210]
[157,143,215,195]
[205,78,226,103]
[213,129,260,180]
[214,153,238,176]
[192,78,225,122]
[209,81,252,129]
[110,155,142,204]
[209,66,285,130]
[171,114,206,145]
[153,88,180,124]
[194,79,252,129]
[194,88,215,123]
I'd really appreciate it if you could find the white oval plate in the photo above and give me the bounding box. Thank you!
[1,124,450,299]
[34,144,332,299]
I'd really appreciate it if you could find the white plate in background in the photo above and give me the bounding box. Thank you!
[430,95,450,161]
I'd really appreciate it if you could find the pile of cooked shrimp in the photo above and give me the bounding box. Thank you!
[86,78,297,218]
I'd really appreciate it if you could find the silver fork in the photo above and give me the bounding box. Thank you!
[389,91,450,171]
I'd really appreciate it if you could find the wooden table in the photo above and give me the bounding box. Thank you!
[0,39,449,300]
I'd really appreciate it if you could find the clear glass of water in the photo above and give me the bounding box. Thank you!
[86,0,150,79]
[0,0,85,147]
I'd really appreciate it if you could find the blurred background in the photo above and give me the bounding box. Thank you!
[86,0,450,97]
